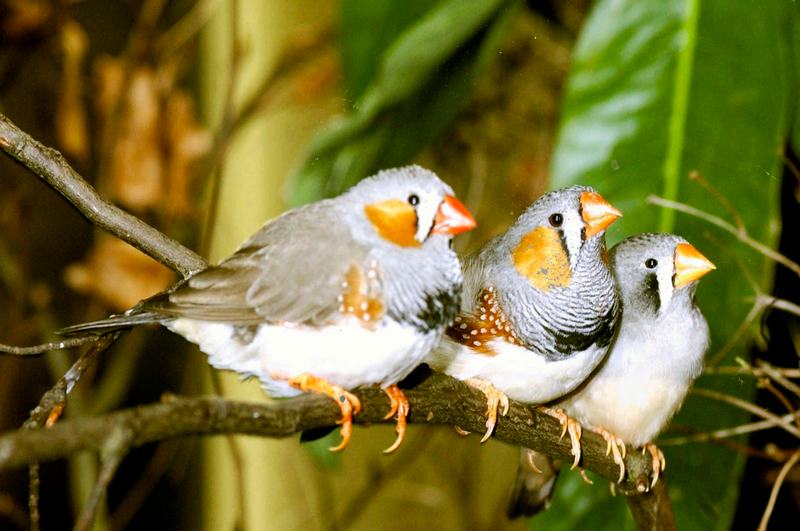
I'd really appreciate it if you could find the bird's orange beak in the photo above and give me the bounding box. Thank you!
[674,243,715,288]
[431,195,476,235]
[581,191,622,238]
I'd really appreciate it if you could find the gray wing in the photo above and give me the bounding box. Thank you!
[146,205,370,326]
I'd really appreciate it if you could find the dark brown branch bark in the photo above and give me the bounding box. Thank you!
[623,477,675,531]
[0,113,208,278]
[0,372,672,529]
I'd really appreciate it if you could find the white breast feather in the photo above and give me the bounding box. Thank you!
[168,318,435,397]
[428,336,608,404]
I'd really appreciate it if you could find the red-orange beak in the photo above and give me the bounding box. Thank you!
[581,191,622,238]
[674,243,715,288]
[431,195,476,235]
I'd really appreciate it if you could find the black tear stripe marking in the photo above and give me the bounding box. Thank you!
[539,304,619,362]
[643,272,661,314]
[558,229,570,263]
[390,285,462,335]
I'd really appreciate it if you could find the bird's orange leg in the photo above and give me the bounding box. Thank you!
[381,384,409,454]
[593,427,627,483]
[465,378,510,442]
[643,443,666,489]
[537,406,582,469]
[281,373,361,452]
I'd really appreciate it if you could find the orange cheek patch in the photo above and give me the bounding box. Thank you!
[512,227,571,291]
[338,264,384,328]
[364,199,419,248]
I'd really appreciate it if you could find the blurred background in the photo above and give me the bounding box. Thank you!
[1,0,799,529]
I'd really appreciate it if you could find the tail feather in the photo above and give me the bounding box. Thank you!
[506,448,562,519]
[57,311,170,335]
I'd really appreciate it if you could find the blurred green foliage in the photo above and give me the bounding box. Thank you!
[290,0,520,206]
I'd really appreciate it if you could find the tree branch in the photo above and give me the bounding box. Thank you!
[0,113,208,278]
[0,372,671,529]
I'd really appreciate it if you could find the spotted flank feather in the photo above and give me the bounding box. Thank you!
[445,287,520,354]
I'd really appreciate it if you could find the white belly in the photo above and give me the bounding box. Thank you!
[168,318,435,397]
[427,337,609,404]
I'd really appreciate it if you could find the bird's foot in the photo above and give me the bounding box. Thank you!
[381,384,409,454]
[283,373,361,452]
[537,407,582,469]
[465,378,510,442]
[643,443,666,489]
[593,426,627,484]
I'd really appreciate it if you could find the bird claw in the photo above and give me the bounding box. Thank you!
[594,427,626,484]
[537,406,582,469]
[643,443,666,489]
[381,384,409,454]
[281,373,361,451]
[526,449,542,474]
[465,378,509,442]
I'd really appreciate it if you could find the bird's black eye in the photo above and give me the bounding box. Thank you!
[408,194,420,206]
[549,213,563,227]
[645,258,658,269]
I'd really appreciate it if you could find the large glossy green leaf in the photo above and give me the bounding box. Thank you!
[289,0,518,206]
[537,0,795,529]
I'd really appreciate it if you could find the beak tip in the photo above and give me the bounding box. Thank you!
[432,195,476,235]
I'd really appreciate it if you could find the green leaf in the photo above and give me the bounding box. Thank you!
[340,0,441,102]
[541,0,792,529]
[289,0,518,206]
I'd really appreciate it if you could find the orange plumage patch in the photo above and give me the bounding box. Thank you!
[337,263,384,327]
[445,288,520,355]
[512,227,571,292]
[364,199,419,247]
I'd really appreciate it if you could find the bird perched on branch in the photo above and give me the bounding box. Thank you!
[60,165,476,453]
[425,186,621,456]
[506,233,714,518]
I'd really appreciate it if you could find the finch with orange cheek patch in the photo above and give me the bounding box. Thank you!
[60,166,475,453]
[507,233,714,518]
[426,186,621,462]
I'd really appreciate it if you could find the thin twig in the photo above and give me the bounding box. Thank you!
[757,379,800,431]
[74,427,133,531]
[109,439,181,531]
[704,364,800,378]
[757,448,800,531]
[755,360,800,398]
[761,295,800,319]
[0,114,208,277]
[659,414,797,447]
[646,195,800,278]
[0,336,99,356]
[690,388,800,438]
[688,171,745,231]
[28,464,40,531]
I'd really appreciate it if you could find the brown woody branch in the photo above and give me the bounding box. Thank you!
[0,111,672,530]
[0,113,208,278]
[0,372,672,529]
